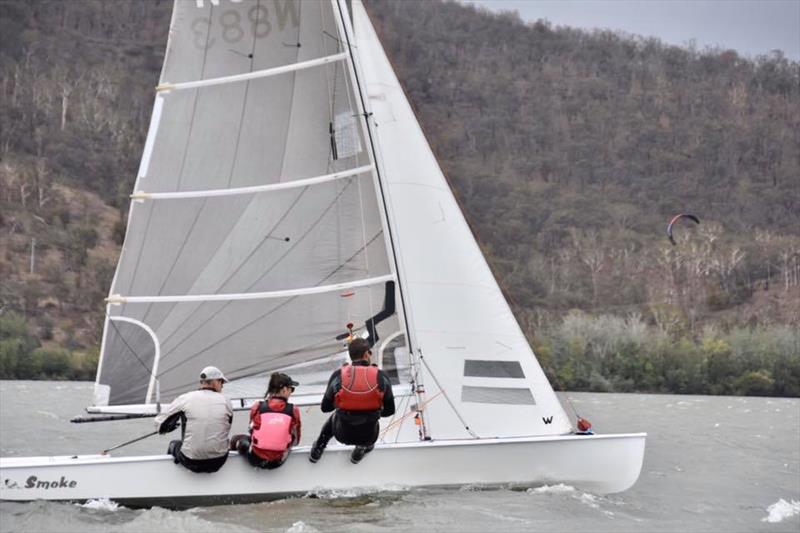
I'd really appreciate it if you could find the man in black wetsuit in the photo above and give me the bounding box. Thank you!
[309,338,395,464]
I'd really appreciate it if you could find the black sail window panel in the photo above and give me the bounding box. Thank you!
[461,386,536,405]
[463,360,525,379]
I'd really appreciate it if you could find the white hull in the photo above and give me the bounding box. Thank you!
[1,433,645,507]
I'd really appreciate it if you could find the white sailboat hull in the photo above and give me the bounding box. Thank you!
[1,433,645,507]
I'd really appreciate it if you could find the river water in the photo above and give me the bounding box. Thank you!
[0,381,798,532]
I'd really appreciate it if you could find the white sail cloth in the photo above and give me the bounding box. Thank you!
[96,0,402,406]
[351,0,572,438]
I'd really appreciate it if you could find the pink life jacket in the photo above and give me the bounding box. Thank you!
[251,400,294,454]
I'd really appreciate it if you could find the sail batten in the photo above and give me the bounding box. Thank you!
[156,52,348,92]
[108,274,395,304]
[132,164,374,200]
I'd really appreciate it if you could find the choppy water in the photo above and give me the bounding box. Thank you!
[1,381,798,532]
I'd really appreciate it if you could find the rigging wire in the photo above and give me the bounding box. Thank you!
[418,351,478,439]
[379,391,439,441]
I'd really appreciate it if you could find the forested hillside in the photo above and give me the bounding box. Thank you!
[1,0,798,394]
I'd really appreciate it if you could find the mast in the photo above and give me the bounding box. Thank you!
[331,0,430,439]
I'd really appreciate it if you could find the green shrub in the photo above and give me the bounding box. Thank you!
[733,370,775,396]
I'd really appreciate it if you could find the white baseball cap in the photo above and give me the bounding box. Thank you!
[199,366,228,383]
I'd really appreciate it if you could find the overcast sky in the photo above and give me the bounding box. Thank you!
[464,0,800,60]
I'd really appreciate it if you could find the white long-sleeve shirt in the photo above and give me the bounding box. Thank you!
[154,389,233,460]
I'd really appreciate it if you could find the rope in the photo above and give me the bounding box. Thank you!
[379,391,441,439]
[390,389,413,443]
[376,381,414,442]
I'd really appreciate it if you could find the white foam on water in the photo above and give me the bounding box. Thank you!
[577,493,615,518]
[714,423,720,427]
[78,498,119,511]
[35,410,60,420]
[476,509,530,523]
[579,493,600,509]
[458,483,493,492]
[286,520,320,533]
[528,484,576,494]
[304,485,406,499]
[307,488,364,499]
[762,499,800,523]
[118,507,257,533]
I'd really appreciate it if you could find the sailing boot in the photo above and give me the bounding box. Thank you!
[309,439,326,463]
[350,444,374,464]
[167,440,182,464]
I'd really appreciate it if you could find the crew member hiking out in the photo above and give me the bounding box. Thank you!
[153,366,233,473]
[309,337,395,464]
[230,372,301,469]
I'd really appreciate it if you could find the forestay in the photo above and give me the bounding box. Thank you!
[95,0,405,408]
[351,0,572,439]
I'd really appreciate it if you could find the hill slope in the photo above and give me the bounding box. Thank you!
[0,0,797,392]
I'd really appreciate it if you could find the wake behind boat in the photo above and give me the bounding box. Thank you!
[1,0,645,506]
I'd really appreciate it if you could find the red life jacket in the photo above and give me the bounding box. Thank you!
[250,400,294,453]
[334,364,384,411]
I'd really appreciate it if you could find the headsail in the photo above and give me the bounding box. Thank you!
[96,0,405,407]
[351,0,572,438]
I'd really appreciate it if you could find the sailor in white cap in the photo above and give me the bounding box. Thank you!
[153,366,234,473]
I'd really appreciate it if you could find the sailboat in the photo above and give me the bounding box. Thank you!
[0,0,645,507]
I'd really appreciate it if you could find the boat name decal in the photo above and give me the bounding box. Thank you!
[542,416,553,424]
[4,475,79,490]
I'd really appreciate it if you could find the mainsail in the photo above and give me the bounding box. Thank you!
[96,0,405,408]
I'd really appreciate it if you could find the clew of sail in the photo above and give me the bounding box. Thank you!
[351,0,572,439]
[95,0,406,408]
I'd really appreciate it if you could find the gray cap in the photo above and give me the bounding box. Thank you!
[199,366,228,383]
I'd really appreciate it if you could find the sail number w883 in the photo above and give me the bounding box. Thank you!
[191,0,300,49]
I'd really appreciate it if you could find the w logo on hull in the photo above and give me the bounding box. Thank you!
[542,416,553,424]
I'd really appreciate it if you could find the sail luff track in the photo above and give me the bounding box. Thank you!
[156,52,348,92]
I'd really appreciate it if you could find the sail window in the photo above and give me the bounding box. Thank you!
[378,332,410,385]
[331,111,362,160]
[461,386,535,405]
[463,360,525,379]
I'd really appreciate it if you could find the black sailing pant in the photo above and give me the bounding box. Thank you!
[229,434,288,469]
[168,440,228,473]
[316,412,380,447]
